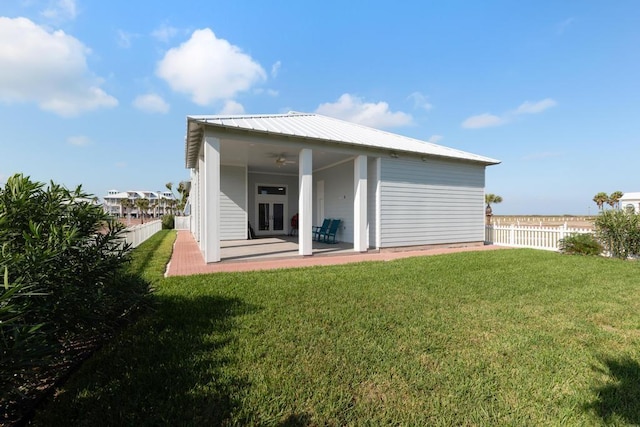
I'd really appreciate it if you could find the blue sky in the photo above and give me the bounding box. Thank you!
[1,1,638,215]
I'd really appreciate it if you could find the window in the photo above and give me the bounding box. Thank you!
[258,185,286,195]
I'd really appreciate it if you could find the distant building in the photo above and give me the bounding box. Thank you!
[619,192,640,213]
[103,189,176,218]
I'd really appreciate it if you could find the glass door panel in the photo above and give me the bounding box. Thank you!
[258,203,270,231]
[273,203,284,231]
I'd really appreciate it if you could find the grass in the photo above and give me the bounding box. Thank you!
[33,244,640,426]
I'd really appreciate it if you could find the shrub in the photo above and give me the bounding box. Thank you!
[558,233,603,256]
[594,209,640,259]
[162,214,175,230]
[0,174,150,378]
[0,268,52,388]
[0,174,154,423]
[0,174,135,334]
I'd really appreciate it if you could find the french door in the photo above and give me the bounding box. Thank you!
[255,185,288,236]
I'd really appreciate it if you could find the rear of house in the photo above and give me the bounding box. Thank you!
[185,112,499,262]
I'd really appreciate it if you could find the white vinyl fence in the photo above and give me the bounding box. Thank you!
[174,215,190,230]
[485,223,593,251]
[122,220,162,248]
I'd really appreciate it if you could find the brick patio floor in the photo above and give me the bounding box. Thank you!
[166,231,512,276]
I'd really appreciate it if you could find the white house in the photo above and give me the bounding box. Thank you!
[619,192,640,213]
[103,189,176,218]
[185,112,500,263]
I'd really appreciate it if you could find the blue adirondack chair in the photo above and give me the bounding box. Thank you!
[312,218,331,241]
[323,219,341,244]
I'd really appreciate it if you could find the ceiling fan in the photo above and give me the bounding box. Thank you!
[270,153,296,167]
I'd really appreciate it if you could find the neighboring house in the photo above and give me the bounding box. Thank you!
[185,112,501,263]
[619,192,640,213]
[103,189,176,218]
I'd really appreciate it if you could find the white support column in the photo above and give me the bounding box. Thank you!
[354,155,368,252]
[299,148,313,256]
[197,156,204,247]
[375,157,381,250]
[190,169,198,239]
[203,136,221,263]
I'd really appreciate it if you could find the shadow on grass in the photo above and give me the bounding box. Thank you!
[587,356,640,424]
[36,293,261,426]
[127,231,170,277]
[279,413,312,426]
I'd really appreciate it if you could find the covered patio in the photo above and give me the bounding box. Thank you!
[219,235,353,261]
[165,231,509,276]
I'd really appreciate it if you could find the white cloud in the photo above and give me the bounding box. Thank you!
[151,23,178,43]
[462,98,557,129]
[116,29,137,48]
[115,161,126,168]
[462,113,506,129]
[133,93,170,114]
[41,0,77,21]
[514,98,557,114]
[315,93,413,129]
[408,91,433,111]
[156,28,266,105]
[219,100,245,115]
[428,135,443,144]
[271,60,281,78]
[254,88,279,97]
[67,135,90,146]
[0,17,118,117]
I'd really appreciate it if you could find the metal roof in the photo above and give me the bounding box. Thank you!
[185,112,500,168]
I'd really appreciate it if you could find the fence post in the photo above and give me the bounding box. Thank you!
[509,224,515,246]
[559,223,567,247]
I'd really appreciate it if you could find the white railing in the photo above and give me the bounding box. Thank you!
[174,215,190,230]
[485,223,593,251]
[122,220,162,248]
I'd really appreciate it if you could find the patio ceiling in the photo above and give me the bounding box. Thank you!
[219,137,351,174]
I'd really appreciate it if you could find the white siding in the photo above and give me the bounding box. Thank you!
[379,157,485,247]
[220,165,247,240]
[315,161,354,243]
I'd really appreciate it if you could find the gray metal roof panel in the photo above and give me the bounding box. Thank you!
[185,112,500,168]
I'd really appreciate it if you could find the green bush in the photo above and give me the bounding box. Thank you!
[162,214,175,229]
[558,233,603,256]
[0,174,150,397]
[594,209,640,259]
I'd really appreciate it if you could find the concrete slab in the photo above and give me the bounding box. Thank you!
[166,231,512,277]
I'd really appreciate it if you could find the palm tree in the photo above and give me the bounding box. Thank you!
[150,200,159,218]
[167,198,177,215]
[119,198,133,225]
[485,193,503,215]
[177,181,190,214]
[593,192,609,211]
[485,193,503,225]
[609,191,624,209]
[135,197,150,224]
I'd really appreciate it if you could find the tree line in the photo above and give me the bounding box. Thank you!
[592,191,623,211]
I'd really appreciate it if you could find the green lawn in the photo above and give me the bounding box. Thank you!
[34,232,640,425]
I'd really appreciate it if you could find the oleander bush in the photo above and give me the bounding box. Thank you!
[558,233,603,256]
[162,213,175,229]
[594,209,640,259]
[0,174,150,413]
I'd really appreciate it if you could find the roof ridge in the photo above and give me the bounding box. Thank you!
[189,111,315,121]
